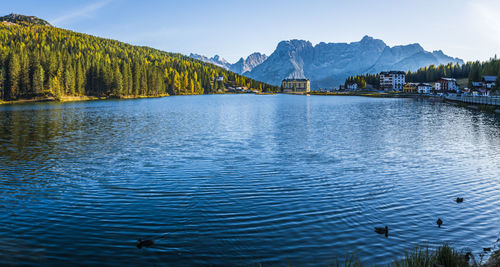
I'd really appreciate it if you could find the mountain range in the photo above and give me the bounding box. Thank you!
[189,52,268,75]
[190,36,464,89]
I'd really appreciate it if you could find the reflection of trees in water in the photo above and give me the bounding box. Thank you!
[0,106,64,162]
[0,105,96,189]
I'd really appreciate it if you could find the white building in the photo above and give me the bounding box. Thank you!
[380,71,406,91]
[435,78,458,92]
[482,76,497,90]
[346,83,358,91]
[417,83,433,94]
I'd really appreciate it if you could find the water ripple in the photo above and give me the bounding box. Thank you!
[0,95,499,266]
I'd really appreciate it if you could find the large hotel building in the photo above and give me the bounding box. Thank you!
[281,79,311,93]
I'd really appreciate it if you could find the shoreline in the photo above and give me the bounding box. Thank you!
[0,94,170,105]
[0,92,269,105]
[304,91,500,113]
[2,93,499,115]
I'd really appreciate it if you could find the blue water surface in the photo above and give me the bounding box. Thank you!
[0,95,499,266]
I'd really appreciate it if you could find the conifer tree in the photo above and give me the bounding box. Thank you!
[0,22,278,101]
[50,76,61,100]
[64,65,75,95]
[32,64,44,94]
[112,66,123,96]
[496,68,500,93]
[0,68,4,100]
[76,63,85,95]
[8,54,21,99]
[170,72,178,94]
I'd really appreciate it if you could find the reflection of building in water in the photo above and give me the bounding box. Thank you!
[281,79,311,93]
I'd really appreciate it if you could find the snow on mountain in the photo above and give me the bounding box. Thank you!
[189,53,231,69]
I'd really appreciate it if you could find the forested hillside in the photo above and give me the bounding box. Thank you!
[0,16,278,101]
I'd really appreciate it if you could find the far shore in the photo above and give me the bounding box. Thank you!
[0,94,170,105]
[1,92,499,115]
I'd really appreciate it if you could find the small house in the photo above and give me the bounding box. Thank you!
[346,83,358,91]
[482,76,496,90]
[403,83,418,93]
[435,78,458,93]
[417,83,433,94]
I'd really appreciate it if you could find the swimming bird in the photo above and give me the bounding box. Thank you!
[375,226,388,237]
[437,218,443,228]
[483,247,492,252]
[136,239,155,249]
[456,197,464,203]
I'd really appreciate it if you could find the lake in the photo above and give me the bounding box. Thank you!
[1,94,499,266]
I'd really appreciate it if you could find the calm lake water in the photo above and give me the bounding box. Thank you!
[1,95,499,266]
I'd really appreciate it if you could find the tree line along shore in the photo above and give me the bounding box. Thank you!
[343,58,500,94]
[0,21,279,104]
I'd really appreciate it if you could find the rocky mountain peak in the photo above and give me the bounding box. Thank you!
[0,13,51,26]
[190,36,463,89]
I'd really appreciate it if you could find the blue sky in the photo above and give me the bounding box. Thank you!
[2,0,500,62]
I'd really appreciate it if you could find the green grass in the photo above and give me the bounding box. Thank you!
[393,247,435,267]
[393,244,472,267]
[456,78,469,89]
[330,253,364,267]
[286,244,482,267]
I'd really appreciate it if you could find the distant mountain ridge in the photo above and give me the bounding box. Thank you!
[189,52,268,75]
[229,53,268,74]
[192,36,463,89]
[189,54,232,70]
[0,13,51,26]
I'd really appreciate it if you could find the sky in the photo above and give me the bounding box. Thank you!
[2,0,500,63]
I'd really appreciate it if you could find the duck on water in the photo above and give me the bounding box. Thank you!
[137,239,155,249]
[375,226,388,237]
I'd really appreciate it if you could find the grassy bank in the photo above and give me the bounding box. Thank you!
[329,244,499,267]
[0,94,170,105]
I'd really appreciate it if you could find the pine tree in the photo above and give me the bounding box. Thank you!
[173,72,181,95]
[7,54,21,100]
[76,63,85,95]
[0,68,4,100]
[189,80,194,94]
[112,66,123,96]
[32,64,44,95]
[182,73,189,93]
[50,76,61,100]
[0,23,279,100]
[496,68,500,94]
[64,65,75,95]
[468,62,482,88]
[140,68,148,95]
[20,54,31,95]
[121,63,129,95]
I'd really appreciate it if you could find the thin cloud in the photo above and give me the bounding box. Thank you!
[51,0,114,25]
